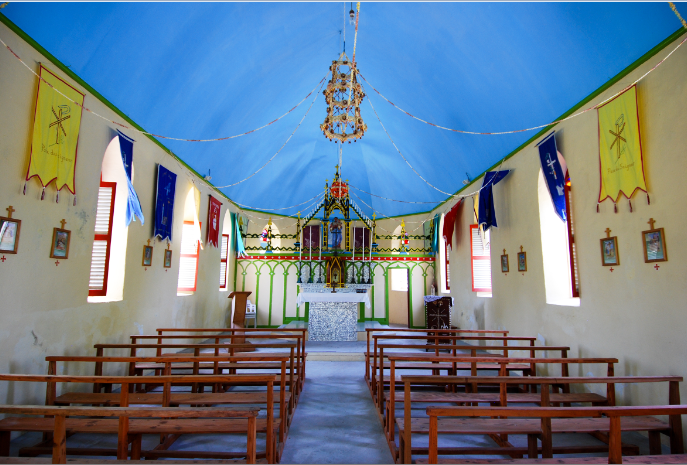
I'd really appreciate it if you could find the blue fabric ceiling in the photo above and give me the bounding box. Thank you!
[2,3,681,218]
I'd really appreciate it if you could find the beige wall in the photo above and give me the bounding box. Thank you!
[0,22,242,405]
[440,32,687,426]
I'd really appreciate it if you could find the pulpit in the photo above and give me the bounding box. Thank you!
[229,291,254,349]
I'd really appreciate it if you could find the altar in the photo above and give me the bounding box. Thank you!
[297,284,372,341]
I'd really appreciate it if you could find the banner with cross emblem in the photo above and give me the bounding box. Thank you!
[597,85,647,204]
[26,65,85,195]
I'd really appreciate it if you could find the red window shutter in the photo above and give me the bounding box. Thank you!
[88,181,116,296]
[219,233,229,289]
[564,179,580,298]
[470,224,492,293]
[178,221,201,292]
[445,243,450,291]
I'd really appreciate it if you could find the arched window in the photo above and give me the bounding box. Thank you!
[87,136,129,303]
[537,169,580,306]
[391,225,402,255]
[177,188,202,295]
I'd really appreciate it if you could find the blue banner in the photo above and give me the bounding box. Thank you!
[117,130,144,226]
[154,164,177,241]
[477,170,510,232]
[536,132,567,222]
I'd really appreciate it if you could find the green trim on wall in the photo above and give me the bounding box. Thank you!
[0,13,240,209]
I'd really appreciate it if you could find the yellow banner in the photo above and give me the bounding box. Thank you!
[27,65,85,193]
[597,85,647,203]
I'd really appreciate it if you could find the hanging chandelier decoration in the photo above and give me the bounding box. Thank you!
[320,52,367,143]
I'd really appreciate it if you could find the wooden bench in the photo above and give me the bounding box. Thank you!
[365,329,510,387]
[395,375,682,464]
[414,455,687,464]
[132,331,306,397]
[383,355,618,457]
[372,343,571,400]
[422,405,687,464]
[0,375,274,463]
[45,354,290,458]
[155,327,307,389]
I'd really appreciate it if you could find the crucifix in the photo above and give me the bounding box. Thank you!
[147,239,151,246]
[647,218,656,230]
[55,260,60,266]
[503,249,506,255]
[1,256,6,262]
[60,219,67,229]
[520,245,523,253]
[5,206,15,218]
[605,228,612,238]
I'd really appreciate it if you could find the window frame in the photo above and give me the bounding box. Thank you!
[219,233,229,289]
[177,220,201,293]
[88,180,117,297]
[444,243,451,291]
[564,176,580,298]
[470,224,492,293]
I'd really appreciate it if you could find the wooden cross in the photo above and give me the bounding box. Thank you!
[647,218,656,230]
[520,245,524,253]
[147,239,151,246]
[5,206,15,218]
[605,228,612,238]
[503,249,506,255]
[59,219,67,229]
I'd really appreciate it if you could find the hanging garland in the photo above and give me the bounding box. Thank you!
[0,34,327,142]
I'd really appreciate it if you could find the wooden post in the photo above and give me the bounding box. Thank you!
[669,381,685,453]
[608,416,623,464]
[404,381,412,464]
[117,385,130,460]
[540,384,552,458]
[607,363,616,406]
[389,359,396,440]
[52,414,67,464]
[428,414,438,464]
[267,380,274,464]
[247,415,257,464]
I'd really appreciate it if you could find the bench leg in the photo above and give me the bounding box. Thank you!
[649,431,662,455]
[527,434,538,458]
[0,432,10,456]
[52,414,67,464]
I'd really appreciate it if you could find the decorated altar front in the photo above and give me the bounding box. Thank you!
[298,283,372,341]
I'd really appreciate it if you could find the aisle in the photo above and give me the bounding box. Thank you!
[280,361,393,464]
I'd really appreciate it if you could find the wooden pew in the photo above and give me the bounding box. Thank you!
[365,329,510,387]
[397,375,682,464]
[155,328,307,392]
[45,354,290,459]
[129,333,305,399]
[422,404,687,464]
[383,355,618,456]
[0,374,274,463]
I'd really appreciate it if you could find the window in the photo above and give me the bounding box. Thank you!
[88,180,116,296]
[219,233,229,289]
[470,224,492,293]
[178,221,201,293]
[390,268,408,292]
[537,169,580,306]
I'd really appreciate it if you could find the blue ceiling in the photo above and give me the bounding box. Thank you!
[2,3,681,218]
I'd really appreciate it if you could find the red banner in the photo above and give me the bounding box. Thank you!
[206,195,222,248]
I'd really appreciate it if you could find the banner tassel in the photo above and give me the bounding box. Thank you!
[56,190,59,204]
[596,203,599,213]
[647,193,650,205]
[629,199,632,212]
[23,182,27,195]
[613,202,617,213]
[40,187,45,201]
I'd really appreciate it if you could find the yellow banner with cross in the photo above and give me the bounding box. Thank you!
[26,65,85,194]
[597,85,647,203]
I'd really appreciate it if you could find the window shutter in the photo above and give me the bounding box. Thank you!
[178,221,201,292]
[470,225,492,292]
[445,244,451,290]
[219,234,229,289]
[565,181,580,297]
[89,183,116,296]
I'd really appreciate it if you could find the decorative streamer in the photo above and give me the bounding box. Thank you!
[0,34,327,142]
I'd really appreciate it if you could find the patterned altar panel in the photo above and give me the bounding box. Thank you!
[425,297,452,330]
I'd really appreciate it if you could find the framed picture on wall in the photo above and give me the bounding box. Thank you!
[142,245,153,266]
[642,227,667,263]
[500,252,509,273]
[600,236,619,266]
[0,217,21,254]
[50,227,71,259]
[517,251,527,272]
[164,249,173,268]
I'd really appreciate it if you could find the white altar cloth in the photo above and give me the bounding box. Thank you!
[297,292,371,310]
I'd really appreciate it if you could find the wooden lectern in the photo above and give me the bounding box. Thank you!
[228,291,254,350]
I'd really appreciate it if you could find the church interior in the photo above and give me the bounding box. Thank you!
[1,2,687,464]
